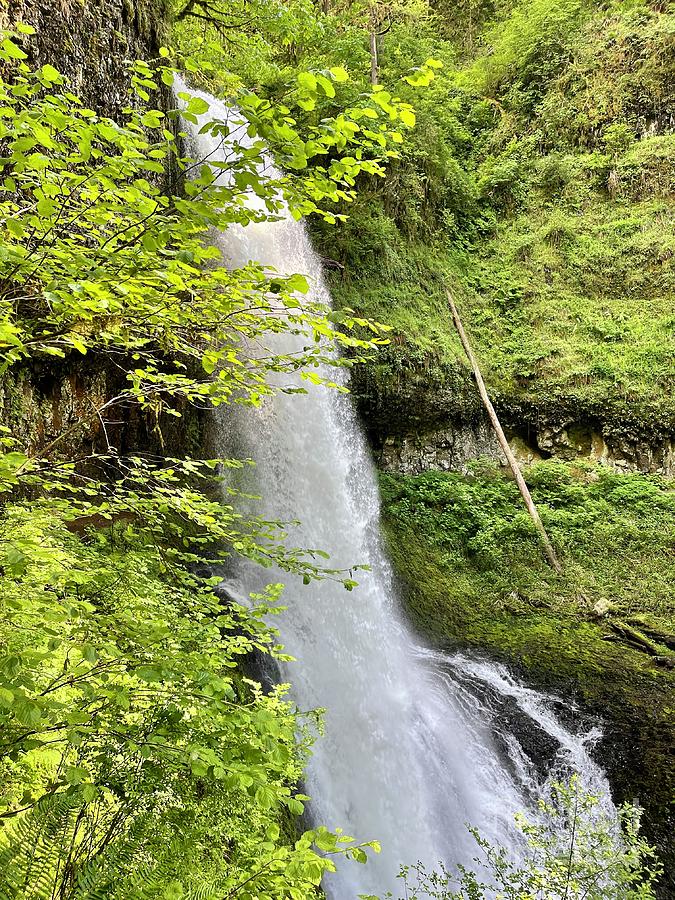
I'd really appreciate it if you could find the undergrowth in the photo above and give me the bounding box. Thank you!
[380,460,675,630]
[379,461,675,878]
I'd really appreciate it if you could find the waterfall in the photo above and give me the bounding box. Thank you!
[178,82,615,899]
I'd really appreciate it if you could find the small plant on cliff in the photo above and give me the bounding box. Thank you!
[395,780,660,900]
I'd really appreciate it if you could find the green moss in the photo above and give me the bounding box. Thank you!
[320,189,675,433]
[380,462,675,871]
[381,461,675,638]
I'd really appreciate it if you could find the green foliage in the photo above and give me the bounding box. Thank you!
[0,503,353,899]
[540,2,675,148]
[380,462,675,880]
[397,780,660,900]
[380,462,675,624]
[459,0,589,112]
[0,37,402,388]
[463,196,675,405]
[0,26,398,900]
[308,0,674,433]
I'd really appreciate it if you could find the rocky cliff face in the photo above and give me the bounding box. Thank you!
[0,1,187,460]
[2,0,167,117]
[354,360,675,476]
[377,416,675,476]
[0,357,204,464]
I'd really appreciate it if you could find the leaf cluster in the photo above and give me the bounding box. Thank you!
[0,25,399,899]
[397,780,660,900]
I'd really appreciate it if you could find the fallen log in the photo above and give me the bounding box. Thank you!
[610,622,661,656]
[447,290,562,574]
[626,619,675,651]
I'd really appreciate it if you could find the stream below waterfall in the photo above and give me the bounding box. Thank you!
[179,82,617,900]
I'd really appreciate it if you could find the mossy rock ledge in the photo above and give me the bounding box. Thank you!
[352,352,675,477]
[0,356,206,464]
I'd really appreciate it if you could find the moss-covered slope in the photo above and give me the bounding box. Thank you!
[380,462,675,888]
[312,0,675,450]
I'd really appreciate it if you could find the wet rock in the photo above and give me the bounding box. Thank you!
[0,356,205,463]
[492,695,562,782]
[379,421,504,475]
[536,422,675,475]
[365,381,675,477]
[593,598,615,618]
[353,353,675,476]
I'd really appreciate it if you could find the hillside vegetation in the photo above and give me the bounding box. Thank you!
[290,0,674,883]
[380,460,675,886]
[311,0,675,425]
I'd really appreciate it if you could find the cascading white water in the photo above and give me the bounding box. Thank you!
[178,82,616,899]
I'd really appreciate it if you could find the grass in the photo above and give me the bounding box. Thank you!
[380,460,675,628]
[466,196,675,406]
[311,0,675,432]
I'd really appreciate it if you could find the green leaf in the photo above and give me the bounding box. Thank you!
[286,274,309,294]
[68,335,88,355]
[190,759,209,777]
[399,108,416,128]
[6,547,28,577]
[314,830,338,851]
[141,111,164,128]
[81,783,99,802]
[287,798,304,816]
[37,197,57,217]
[136,666,163,682]
[202,350,219,375]
[297,72,317,93]
[1,452,28,470]
[1,38,28,60]
[186,97,210,115]
[255,784,277,809]
[316,74,336,98]
[40,64,61,83]
[65,765,88,785]
[330,66,349,83]
[14,700,42,727]
[0,687,14,708]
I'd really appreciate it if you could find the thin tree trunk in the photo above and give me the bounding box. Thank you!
[369,29,379,85]
[447,290,562,574]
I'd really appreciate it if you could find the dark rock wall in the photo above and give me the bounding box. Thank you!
[0,0,190,460]
[355,360,675,476]
[2,0,167,117]
[0,356,205,463]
